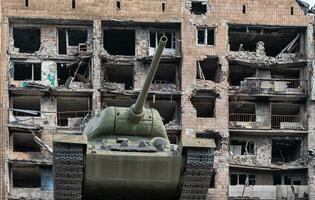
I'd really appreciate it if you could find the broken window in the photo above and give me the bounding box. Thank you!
[197,28,215,45]
[12,166,41,188]
[191,90,216,118]
[57,97,90,127]
[273,173,306,185]
[229,102,256,122]
[13,27,40,53]
[13,63,41,81]
[12,132,40,152]
[58,29,88,55]
[12,96,41,117]
[57,60,90,87]
[229,62,256,86]
[230,140,254,155]
[104,29,135,56]
[104,64,133,90]
[191,1,207,15]
[149,100,177,125]
[230,174,255,185]
[228,25,306,57]
[153,63,178,85]
[271,104,301,129]
[272,139,301,163]
[196,58,220,82]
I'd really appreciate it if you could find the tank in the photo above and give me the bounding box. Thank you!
[53,36,216,200]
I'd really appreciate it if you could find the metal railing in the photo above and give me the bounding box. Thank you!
[229,113,256,122]
[271,114,301,129]
[9,109,92,129]
[229,113,303,130]
[239,78,308,95]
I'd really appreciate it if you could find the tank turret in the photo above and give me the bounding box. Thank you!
[83,36,168,140]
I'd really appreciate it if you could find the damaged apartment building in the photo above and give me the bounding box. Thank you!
[0,0,314,200]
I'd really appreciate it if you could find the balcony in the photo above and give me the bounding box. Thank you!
[230,78,308,96]
[229,185,309,200]
[229,113,304,130]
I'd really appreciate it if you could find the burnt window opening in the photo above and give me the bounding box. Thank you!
[12,97,40,117]
[12,166,41,188]
[196,58,220,82]
[197,28,215,45]
[271,104,301,129]
[13,63,41,81]
[228,25,306,57]
[191,1,207,15]
[291,7,294,15]
[162,2,166,11]
[13,28,40,53]
[242,5,246,14]
[272,139,301,163]
[12,132,40,152]
[153,63,178,84]
[57,61,90,86]
[191,94,215,118]
[273,174,305,185]
[229,63,256,86]
[104,29,135,56]
[104,64,134,90]
[58,29,88,55]
[116,1,121,10]
[72,0,75,8]
[230,140,254,155]
[25,0,29,7]
[150,31,176,49]
[149,100,177,125]
[229,103,256,122]
[230,174,255,185]
[57,97,90,127]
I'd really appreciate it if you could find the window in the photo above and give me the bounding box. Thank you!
[230,174,255,185]
[150,31,176,49]
[72,0,75,8]
[230,140,255,155]
[14,63,41,81]
[196,58,220,83]
[116,1,121,10]
[13,28,40,53]
[104,29,135,56]
[197,28,215,45]
[25,0,29,7]
[191,1,207,15]
[58,29,88,55]
[162,2,166,11]
[242,5,246,14]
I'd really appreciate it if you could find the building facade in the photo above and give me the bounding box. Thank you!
[0,0,314,199]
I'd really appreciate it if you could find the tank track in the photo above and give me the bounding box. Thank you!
[180,148,214,200]
[53,142,85,200]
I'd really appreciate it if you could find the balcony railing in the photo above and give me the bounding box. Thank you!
[229,185,309,200]
[229,113,304,130]
[9,109,92,130]
[234,78,308,95]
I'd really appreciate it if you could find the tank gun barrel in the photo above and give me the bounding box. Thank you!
[129,36,167,123]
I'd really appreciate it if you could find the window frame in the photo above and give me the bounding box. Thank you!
[196,27,216,46]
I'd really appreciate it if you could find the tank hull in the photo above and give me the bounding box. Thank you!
[83,150,182,200]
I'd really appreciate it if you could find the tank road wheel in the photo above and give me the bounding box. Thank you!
[180,148,214,200]
[53,142,85,200]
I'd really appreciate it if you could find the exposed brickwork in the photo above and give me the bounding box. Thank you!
[0,0,314,200]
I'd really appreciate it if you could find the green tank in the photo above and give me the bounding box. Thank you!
[53,36,216,200]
